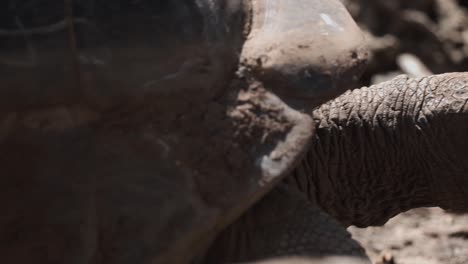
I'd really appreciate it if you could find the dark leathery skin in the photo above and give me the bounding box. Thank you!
[204,186,370,263]
[289,73,468,227]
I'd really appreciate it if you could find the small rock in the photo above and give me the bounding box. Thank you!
[376,250,395,264]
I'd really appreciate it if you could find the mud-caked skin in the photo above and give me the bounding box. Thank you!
[294,73,468,227]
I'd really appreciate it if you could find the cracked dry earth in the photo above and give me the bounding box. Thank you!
[349,208,468,264]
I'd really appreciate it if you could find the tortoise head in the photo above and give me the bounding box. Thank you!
[0,0,367,263]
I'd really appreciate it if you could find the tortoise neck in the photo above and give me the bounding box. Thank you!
[286,76,443,227]
[291,73,468,226]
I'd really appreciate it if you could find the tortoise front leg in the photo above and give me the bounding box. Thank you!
[203,186,371,264]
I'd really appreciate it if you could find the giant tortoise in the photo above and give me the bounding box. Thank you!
[1,0,468,263]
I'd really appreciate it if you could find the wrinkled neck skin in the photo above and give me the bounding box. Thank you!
[288,73,468,227]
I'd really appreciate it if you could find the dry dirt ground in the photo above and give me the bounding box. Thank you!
[341,0,468,263]
[349,209,468,264]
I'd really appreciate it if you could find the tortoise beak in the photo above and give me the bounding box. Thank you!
[0,0,367,263]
